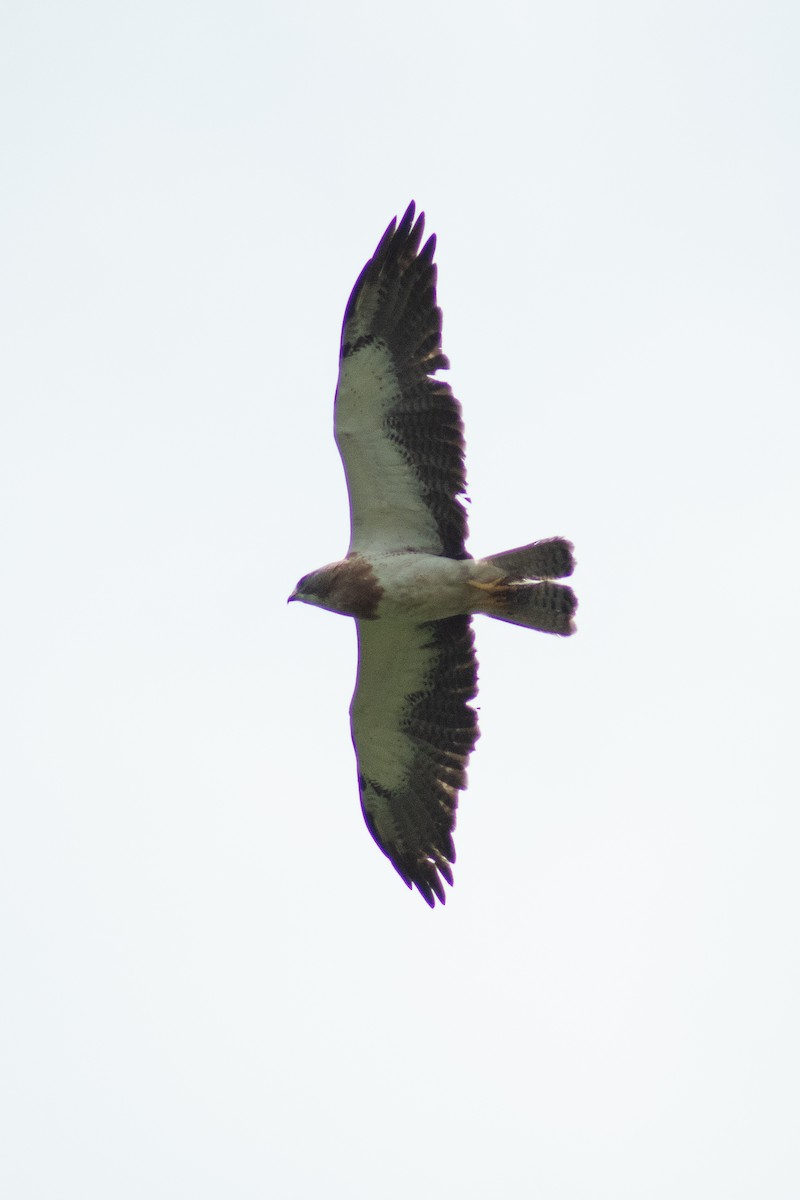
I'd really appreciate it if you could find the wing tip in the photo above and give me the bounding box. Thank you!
[364,807,456,909]
[393,850,455,908]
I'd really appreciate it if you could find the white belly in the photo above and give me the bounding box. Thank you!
[372,552,476,621]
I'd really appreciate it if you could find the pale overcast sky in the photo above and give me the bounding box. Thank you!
[2,2,799,1197]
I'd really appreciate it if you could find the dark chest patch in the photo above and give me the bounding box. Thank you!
[323,554,384,619]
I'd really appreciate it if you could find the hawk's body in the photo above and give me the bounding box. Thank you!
[290,204,576,906]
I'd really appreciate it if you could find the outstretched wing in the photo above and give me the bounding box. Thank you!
[351,615,479,906]
[334,203,469,560]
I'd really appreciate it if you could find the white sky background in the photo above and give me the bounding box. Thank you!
[2,1,799,1195]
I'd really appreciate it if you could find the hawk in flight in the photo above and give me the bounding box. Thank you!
[290,203,576,905]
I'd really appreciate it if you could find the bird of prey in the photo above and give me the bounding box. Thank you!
[289,203,576,906]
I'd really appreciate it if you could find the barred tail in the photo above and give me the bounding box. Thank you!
[482,580,577,634]
[483,537,574,581]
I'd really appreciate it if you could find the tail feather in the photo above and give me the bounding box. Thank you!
[483,537,574,581]
[484,580,577,635]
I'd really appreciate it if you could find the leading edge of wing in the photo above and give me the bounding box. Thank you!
[350,614,479,906]
[334,203,470,561]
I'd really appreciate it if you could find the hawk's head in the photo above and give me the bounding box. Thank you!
[288,556,383,619]
[287,568,329,609]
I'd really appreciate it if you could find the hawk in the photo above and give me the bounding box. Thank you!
[289,203,576,906]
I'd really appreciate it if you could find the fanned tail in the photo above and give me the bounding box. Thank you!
[473,538,577,633]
